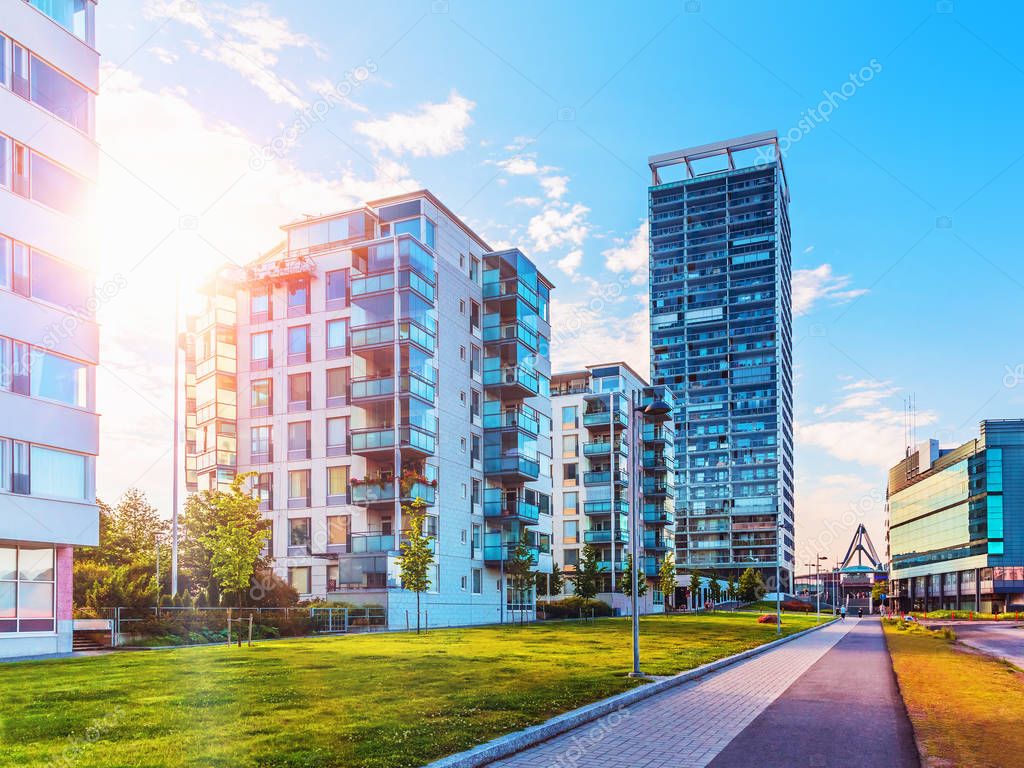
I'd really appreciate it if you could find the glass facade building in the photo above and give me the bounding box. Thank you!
[887,420,1024,612]
[647,132,794,589]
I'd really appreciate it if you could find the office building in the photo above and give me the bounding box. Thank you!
[1,0,100,658]
[647,132,795,590]
[184,190,555,627]
[888,420,1024,613]
[550,362,677,613]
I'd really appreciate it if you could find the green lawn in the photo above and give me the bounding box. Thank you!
[0,613,817,768]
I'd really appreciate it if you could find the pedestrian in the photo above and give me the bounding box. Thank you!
[840,605,847,621]
[857,607,863,619]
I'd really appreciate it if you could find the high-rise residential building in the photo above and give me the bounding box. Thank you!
[887,420,1024,614]
[0,0,99,658]
[549,362,677,613]
[647,132,794,590]
[184,190,555,627]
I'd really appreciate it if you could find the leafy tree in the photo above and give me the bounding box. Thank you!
[726,576,736,602]
[689,570,703,610]
[397,500,434,633]
[871,579,888,603]
[574,544,605,601]
[199,474,269,606]
[709,576,722,608]
[738,567,767,603]
[658,553,677,610]
[536,562,565,598]
[617,553,647,613]
[506,530,536,625]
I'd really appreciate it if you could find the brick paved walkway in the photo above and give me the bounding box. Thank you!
[486,619,856,768]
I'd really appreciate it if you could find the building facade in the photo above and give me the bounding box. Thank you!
[185,190,555,628]
[888,420,1024,613]
[647,132,795,590]
[549,362,677,613]
[0,0,100,658]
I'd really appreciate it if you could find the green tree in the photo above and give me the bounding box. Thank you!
[574,544,604,601]
[198,473,269,606]
[658,553,677,610]
[738,567,767,603]
[617,553,648,613]
[536,562,565,598]
[397,500,434,633]
[689,570,703,610]
[506,530,536,625]
[726,576,736,603]
[871,579,888,603]
[709,576,722,608]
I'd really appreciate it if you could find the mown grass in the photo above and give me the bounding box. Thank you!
[884,619,1024,768]
[0,612,816,768]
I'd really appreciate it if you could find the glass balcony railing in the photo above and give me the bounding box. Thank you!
[583,470,629,487]
[482,277,538,309]
[482,405,541,435]
[643,532,672,550]
[481,321,539,351]
[350,480,437,506]
[350,425,437,455]
[350,533,396,554]
[482,532,540,564]
[582,409,628,428]
[482,490,540,522]
[350,372,436,403]
[583,441,628,457]
[642,480,675,498]
[483,455,540,479]
[482,365,540,396]
[352,268,436,302]
[583,499,629,516]
[584,529,629,544]
[642,507,675,525]
[350,320,436,352]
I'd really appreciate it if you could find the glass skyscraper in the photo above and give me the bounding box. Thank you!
[647,132,794,590]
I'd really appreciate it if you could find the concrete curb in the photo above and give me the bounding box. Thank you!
[426,618,840,768]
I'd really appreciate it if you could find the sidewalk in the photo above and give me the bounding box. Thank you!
[487,619,855,768]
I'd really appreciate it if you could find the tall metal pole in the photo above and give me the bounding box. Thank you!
[629,393,642,677]
[171,271,181,596]
[816,556,821,621]
[775,517,781,635]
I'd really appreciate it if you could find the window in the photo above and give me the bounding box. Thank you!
[288,372,311,412]
[251,378,272,416]
[471,346,482,378]
[470,300,480,333]
[459,299,466,314]
[562,434,578,459]
[29,53,94,134]
[287,421,310,460]
[562,406,578,429]
[326,416,348,456]
[12,44,29,99]
[250,426,272,462]
[29,445,86,500]
[288,469,310,508]
[11,441,29,494]
[251,332,271,369]
[471,435,481,465]
[0,439,8,492]
[287,325,310,364]
[459,346,466,361]
[471,480,481,508]
[30,249,90,311]
[459,437,467,453]
[326,269,347,308]
[460,575,467,591]
[256,472,273,511]
[288,566,311,595]
[27,1,96,45]
[29,348,87,407]
[327,465,349,505]
[0,236,8,290]
[12,142,29,198]
[471,524,481,559]
[0,35,6,91]
[250,285,271,322]
[470,390,481,422]
[564,549,579,568]
[424,218,436,249]
[0,545,56,634]
[11,341,29,395]
[12,242,29,297]
[563,520,578,544]
[327,515,350,551]
[326,318,348,358]
[472,568,483,594]
[326,367,348,407]
[563,491,578,515]
[287,277,309,316]
[563,463,577,487]
[470,256,479,282]
[460,529,468,544]
[31,152,86,215]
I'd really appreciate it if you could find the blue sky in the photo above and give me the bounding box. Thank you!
[92,0,1024,567]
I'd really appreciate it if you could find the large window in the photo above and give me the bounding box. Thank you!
[563,491,578,515]
[562,434,578,458]
[27,1,96,45]
[326,416,348,456]
[326,367,348,407]
[288,566,311,595]
[327,465,348,505]
[326,318,348,358]
[29,348,87,407]
[287,372,311,412]
[287,421,310,460]
[326,270,347,308]
[29,444,87,500]
[327,514,350,550]
[562,406,577,429]
[31,152,87,215]
[256,472,272,511]
[288,469,310,508]
[29,53,94,134]
[250,285,271,322]
[251,378,272,416]
[0,545,56,634]
[250,426,272,461]
[288,518,311,555]
[30,248,91,311]
[287,278,309,316]
[250,332,270,369]
[287,325,309,364]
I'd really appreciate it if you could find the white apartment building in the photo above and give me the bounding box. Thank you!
[550,363,677,614]
[0,0,100,658]
[185,190,555,628]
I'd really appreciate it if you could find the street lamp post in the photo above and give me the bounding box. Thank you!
[170,271,181,596]
[627,392,671,679]
[775,517,783,635]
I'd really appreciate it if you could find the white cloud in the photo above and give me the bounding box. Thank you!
[144,0,321,109]
[550,299,649,375]
[527,203,590,252]
[556,249,583,276]
[540,175,569,200]
[803,245,815,254]
[813,378,900,417]
[603,221,648,285]
[307,78,368,113]
[354,90,475,157]
[505,136,536,152]
[497,155,550,176]
[149,46,179,64]
[510,196,543,207]
[792,264,868,316]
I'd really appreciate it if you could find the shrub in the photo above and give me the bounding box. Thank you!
[781,600,813,612]
[757,614,779,624]
[538,596,613,619]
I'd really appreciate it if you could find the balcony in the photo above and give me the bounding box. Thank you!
[482,320,539,352]
[642,479,674,498]
[584,529,628,544]
[582,409,628,431]
[482,405,541,436]
[642,452,672,470]
[482,488,540,522]
[643,532,672,551]
[482,365,540,399]
[350,480,437,508]
[583,499,629,516]
[582,440,628,458]
[482,534,540,565]
[350,371,436,404]
[642,507,675,525]
[583,470,628,487]
[350,320,436,353]
[484,454,541,481]
[482,276,538,309]
[350,425,436,457]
